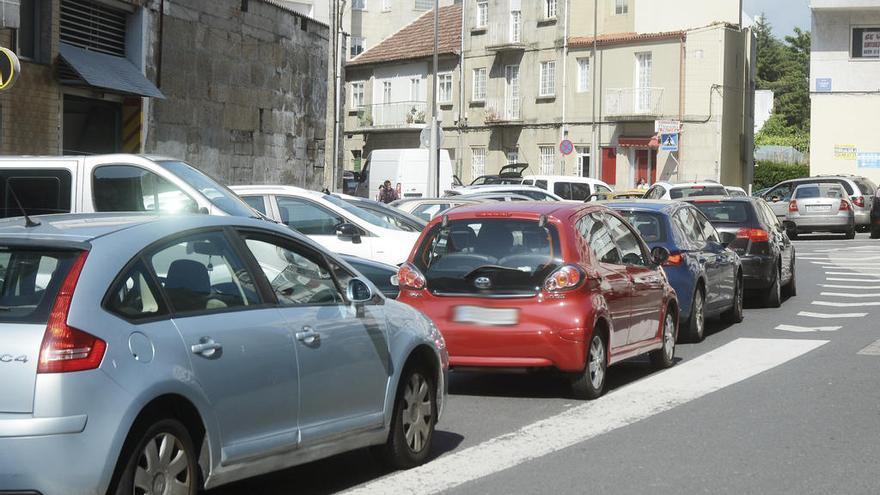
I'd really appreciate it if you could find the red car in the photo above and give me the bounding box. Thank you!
[398,202,679,399]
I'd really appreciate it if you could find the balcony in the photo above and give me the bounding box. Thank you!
[483,97,524,124]
[355,101,428,130]
[604,88,664,120]
[485,20,526,52]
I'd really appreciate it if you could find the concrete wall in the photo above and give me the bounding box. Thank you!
[569,0,634,39]
[811,8,880,92]
[811,94,880,183]
[634,0,740,34]
[145,0,330,189]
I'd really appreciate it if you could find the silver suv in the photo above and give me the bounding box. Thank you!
[0,213,447,495]
[763,175,877,231]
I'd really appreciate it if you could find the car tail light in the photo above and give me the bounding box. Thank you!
[737,228,769,242]
[788,200,798,213]
[37,252,106,374]
[840,200,851,212]
[397,262,426,290]
[663,253,684,266]
[853,196,865,208]
[543,265,583,292]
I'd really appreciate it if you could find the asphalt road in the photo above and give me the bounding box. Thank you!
[214,234,880,495]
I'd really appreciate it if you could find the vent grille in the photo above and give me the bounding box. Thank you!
[414,0,433,11]
[60,0,127,57]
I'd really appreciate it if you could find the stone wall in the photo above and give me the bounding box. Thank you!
[145,0,330,189]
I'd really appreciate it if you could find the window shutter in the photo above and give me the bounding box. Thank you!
[60,0,127,57]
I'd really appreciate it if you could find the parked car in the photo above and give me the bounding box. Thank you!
[0,212,447,495]
[612,189,648,200]
[607,200,744,342]
[397,202,679,399]
[643,182,730,200]
[333,193,427,233]
[468,163,528,186]
[352,149,456,199]
[762,175,875,231]
[445,184,565,202]
[519,175,614,201]
[0,154,260,219]
[725,186,748,197]
[340,254,400,299]
[392,197,488,222]
[687,196,796,307]
[784,183,856,239]
[455,192,535,202]
[872,188,880,239]
[232,185,420,265]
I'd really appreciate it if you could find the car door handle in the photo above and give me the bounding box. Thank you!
[191,337,223,358]
[296,327,321,345]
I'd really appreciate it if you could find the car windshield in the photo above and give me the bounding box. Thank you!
[669,186,728,199]
[323,193,399,230]
[615,211,667,243]
[692,202,752,223]
[0,249,80,323]
[414,218,561,294]
[348,200,424,232]
[157,160,258,217]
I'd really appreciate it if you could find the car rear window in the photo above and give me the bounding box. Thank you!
[615,211,667,243]
[414,219,562,295]
[795,184,846,199]
[0,249,81,323]
[855,179,876,195]
[669,186,728,199]
[692,202,752,223]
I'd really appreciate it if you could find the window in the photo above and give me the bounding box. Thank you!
[106,261,167,320]
[535,179,548,190]
[383,0,392,11]
[350,36,366,57]
[243,235,344,306]
[577,58,590,92]
[155,160,255,218]
[507,150,518,164]
[352,0,366,10]
[276,196,346,236]
[472,68,487,101]
[414,0,433,10]
[540,61,556,97]
[851,27,880,58]
[578,213,620,265]
[554,183,571,199]
[0,249,80,324]
[475,0,488,28]
[351,82,365,108]
[635,52,652,111]
[149,231,260,314]
[615,0,628,15]
[0,170,72,218]
[576,146,590,177]
[410,77,422,101]
[439,73,453,103]
[471,147,486,178]
[505,64,521,118]
[544,0,557,19]
[412,203,449,222]
[510,10,521,43]
[539,146,555,175]
[383,81,392,104]
[241,195,267,215]
[16,0,41,61]
[618,211,666,243]
[60,0,127,57]
[674,208,706,248]
[93,165,197,213]
[604,213,645,266]
[570,182,592,201]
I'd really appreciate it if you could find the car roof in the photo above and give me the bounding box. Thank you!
[524,175,608,184]
[439,200,587,220]
[667,182,728,189]
[683,195,755,203]
[230,184,320,198]
[600,199,682,213]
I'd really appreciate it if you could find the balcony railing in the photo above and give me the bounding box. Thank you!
[604,88,664,119]
[485,19,526,51]
[484,97,524,123]
[356,101,428,129]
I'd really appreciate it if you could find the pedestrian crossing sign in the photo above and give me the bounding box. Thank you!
[660,133,679,152]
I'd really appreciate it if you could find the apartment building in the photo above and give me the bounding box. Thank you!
[810,0,880,183]
[342,0,457,59]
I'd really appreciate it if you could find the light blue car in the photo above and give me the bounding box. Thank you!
[0,213,447,495]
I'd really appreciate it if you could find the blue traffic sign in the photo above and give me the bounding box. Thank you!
[660,133,679,152]
[559,139,574,156]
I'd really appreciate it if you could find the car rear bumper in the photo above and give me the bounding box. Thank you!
[740,255,776,290]
[789,214,853,232]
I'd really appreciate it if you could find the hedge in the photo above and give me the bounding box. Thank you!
[753,160,810,191]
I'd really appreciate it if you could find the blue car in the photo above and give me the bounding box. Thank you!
[607,200,744,342]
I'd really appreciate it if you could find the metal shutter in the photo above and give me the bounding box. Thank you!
[60,0,126,57]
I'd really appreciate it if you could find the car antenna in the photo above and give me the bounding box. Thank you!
[6,185,40,227]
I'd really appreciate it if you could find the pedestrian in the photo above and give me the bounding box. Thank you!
[636,177,648,190]
[378,179,399,204]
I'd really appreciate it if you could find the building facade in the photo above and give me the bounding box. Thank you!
[0,0,330,189]
[810,0,880,183]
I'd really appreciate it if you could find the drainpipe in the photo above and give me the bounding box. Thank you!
[590,0,598,180]
[459,0,466,179]
[560,0,570,175]
[156,0,164,88]
[677,33,686,180]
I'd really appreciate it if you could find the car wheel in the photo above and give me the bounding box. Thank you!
[871,226,880,239]
[113,418,198,495]
[783,258,797,298]
[650,309,677,369]
[685,287,706,343]
[376,365,436,469]
[571,331,607,400]
[722,275,744,323]
[764,266,782,308]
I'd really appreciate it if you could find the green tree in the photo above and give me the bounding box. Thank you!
[754,15,786,90]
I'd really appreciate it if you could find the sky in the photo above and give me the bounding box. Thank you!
[743,0,812,36]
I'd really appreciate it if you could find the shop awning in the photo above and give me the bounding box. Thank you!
[58,43,164,99]
[618,135,660,149]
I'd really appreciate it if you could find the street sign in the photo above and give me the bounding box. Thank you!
[419,126,444,149]
[559,139,574,156]
[660,133,679,152]
[655,119,681,134]
[816,78,832,92]
[0,47,20,92]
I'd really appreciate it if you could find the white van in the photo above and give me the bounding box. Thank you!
[354,149,456,199]
[519,175,614,202]
[0,154,258,218]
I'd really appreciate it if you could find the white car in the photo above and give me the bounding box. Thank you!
[519,175,614,201]
[444,184,566,201]
[231,185,419,265]
[725,186,748,197]
[643,181,731,200]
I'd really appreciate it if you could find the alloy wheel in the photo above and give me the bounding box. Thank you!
[133,432,192,495]
[663,312,676,361]
[589,336,606,390]
[694,292,705,338]
[402,372,432,453]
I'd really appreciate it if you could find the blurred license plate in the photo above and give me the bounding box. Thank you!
[806,205,831,212]
[453,306,519,326]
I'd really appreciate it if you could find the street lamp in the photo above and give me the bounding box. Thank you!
[428,0,440,197]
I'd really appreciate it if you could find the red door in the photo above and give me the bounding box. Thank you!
[635,150,656,185]
[601,147,617,186]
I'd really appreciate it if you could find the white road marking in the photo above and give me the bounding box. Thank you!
[813,300,880,307]
[776,324,841,333]
[820,292,880,298]
[798,311,868,319]
[819,284,880,289]
[811,262,880,267]
[824,272,880,276]
[343,339,828,495]
[857,339,880,356]
[825,277,880,282]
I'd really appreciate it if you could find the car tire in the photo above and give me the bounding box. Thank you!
[571,331,608,400]
[112,418,198,495]
[375,365,436,469]
[684,286,706,343]
[764,266,782,308]
[871,227,880,239]
[722,274,744,324]
[787,229,799,240]
[783,258,797,298]
[649,308,677,369]
[845,226,856,239]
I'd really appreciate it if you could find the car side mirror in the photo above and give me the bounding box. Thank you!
[719,231,736,248]
[347,278,373,303]
[337,223,362,244]
[650,246,670,266]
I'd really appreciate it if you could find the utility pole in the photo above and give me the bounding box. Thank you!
[590,0,598,181]
[429,0,440,197]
